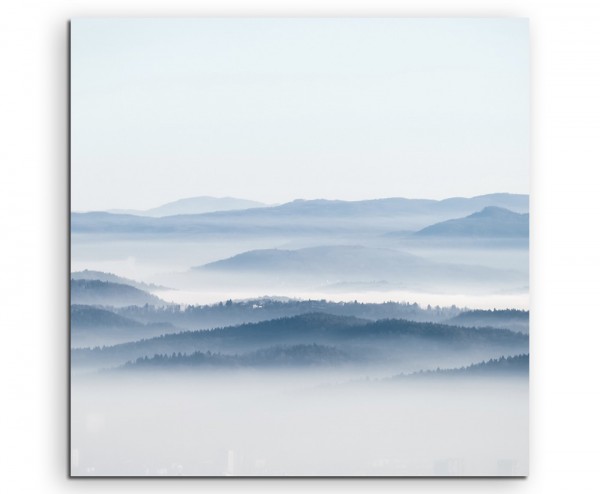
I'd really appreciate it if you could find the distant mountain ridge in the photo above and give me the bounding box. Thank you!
[108,196,266,217]
[415,206,529,238]
[199,245,422,273]
[72,305,143,329]
[193,244,525,292]
[71,279,168,307]
[445,309,529,333]
[274,193,528,216]
[71,270,168,291]
[71,305,180,347]
[72,193,529,235]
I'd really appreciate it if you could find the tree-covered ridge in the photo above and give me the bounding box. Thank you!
[84,311,527,350]
[72,312,528,370]
[71,279,167,307]
[391,354,529,380]
[71,305,181,347]
[445,309,529,333]
[72,305,144,328]
[71,270,169,291]
[114,298,464,330]
[122,343,352,370]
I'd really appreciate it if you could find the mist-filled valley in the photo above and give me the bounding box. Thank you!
[72,194,529,304]
[71,194,529,476]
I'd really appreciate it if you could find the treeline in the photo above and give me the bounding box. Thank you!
[113,298,464,330]
[391,354,529,380]
[122,343,352,370]
[446,309,529,333]
[71,279,166,307]
[71,305,179,348]
[72,312,529,370]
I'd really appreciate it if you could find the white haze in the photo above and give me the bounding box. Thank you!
[154,289,529,311]
[71,372,528,476]
[71,234,529,310]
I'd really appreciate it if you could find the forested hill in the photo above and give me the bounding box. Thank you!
[71,270,168,291]
[445,309,529,333]
[72,312,528,370]
[71,305,180,347]
[72,305,143,329]
[390,354,529,380]
[122,344,353,370]
[71,279,168,307]
[113,298,463,330]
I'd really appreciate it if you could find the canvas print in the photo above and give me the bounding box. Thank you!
[70,18,529,477]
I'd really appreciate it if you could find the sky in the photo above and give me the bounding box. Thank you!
[71,18,529,211]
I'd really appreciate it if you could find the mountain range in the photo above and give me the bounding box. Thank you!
[72,193,529,236]
[108,196,265,217]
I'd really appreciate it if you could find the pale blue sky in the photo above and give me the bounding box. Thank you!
[71,18,529,211]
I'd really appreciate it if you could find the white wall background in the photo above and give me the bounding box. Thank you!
[1,0,599,492]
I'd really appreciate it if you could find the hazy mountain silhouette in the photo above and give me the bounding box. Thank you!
[414,207,529,238]
[72,305,144,329]
[71,270,168,291]
[193,245,525,291]
[71,305,181,347]
[272,193,528,217]
[72,194,529,235]
[109,196,265,217]
[200,245,422,274]
[445,309,529,333]
[390,354,529,380]
[71,279,168,307]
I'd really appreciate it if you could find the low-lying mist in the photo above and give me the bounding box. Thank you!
[71,370,528,476]
[153,288,529,311]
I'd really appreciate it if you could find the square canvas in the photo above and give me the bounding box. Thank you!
[70,18,529,477]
